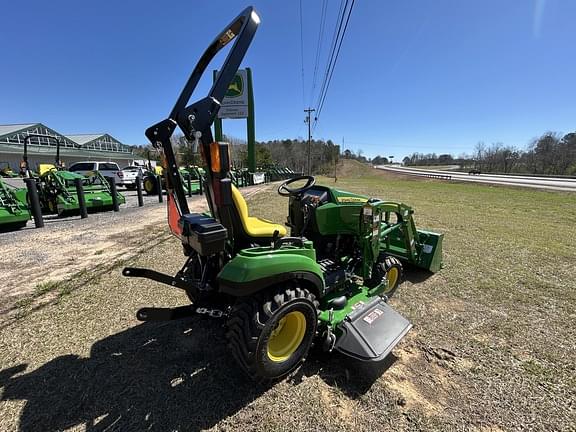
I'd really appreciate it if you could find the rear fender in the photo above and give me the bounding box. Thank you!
[218,249,324,297]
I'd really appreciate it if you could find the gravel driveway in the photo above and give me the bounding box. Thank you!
[0,184,272,320]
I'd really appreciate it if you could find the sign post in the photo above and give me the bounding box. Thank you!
[214,68,256,172]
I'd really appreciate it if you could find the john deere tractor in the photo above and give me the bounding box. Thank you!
[22,135,125,215]
[0,162,18,178]
[123,7,443,380]
[142,164,202,196]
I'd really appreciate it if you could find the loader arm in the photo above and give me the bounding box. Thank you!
[358,199,421,278]
[368,200,443,273]
[376,201,419,262]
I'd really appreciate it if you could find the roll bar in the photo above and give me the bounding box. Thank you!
[170,7,260,136]
[144,6,260,233]
[22,134,62,177]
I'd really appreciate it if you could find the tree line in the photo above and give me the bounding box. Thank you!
[403,131,576,175]
[192,136,341,174]
[132,135,341,174]
[131,129,576,176]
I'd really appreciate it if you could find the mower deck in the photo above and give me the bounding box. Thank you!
[334,297,412,362]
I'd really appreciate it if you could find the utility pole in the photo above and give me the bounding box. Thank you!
[336,136,344,182]
[304,107,316,175]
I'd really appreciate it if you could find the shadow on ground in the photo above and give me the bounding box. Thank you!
[0,318,266,432]
[0,316,396,432]
[402,264,435,284]
[296,349,397,398]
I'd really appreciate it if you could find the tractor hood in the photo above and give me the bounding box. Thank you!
[329,188,369,205]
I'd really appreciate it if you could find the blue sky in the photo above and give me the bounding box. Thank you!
[1,0,574,159]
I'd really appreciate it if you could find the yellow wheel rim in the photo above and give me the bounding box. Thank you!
[267,311,307,362]
[144,179,154,193]
[386,267,399,290]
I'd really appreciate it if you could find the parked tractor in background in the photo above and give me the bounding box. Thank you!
[266,166,300,182]
[0,162,19,178]
[22,135,125,216]
[142,165,203,196]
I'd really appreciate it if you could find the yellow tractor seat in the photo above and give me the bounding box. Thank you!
[38,164,57,176]
[231,185,287,238]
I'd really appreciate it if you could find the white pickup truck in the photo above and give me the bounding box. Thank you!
[68,161,126,186]
[120,166,146,189]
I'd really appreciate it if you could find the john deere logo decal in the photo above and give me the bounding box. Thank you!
[337,196,368,203]
[225,74,244,98]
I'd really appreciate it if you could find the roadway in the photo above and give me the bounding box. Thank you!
[375,166,576,192]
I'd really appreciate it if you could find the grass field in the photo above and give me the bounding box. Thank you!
[1,161,575,431]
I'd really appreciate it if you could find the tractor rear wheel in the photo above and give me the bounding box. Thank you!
[366,255,403,298]
[226,284,318,380]
[143,176,157,195]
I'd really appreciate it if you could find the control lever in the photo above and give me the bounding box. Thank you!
[273,237,305,249]
[271,230,280,247]
[192,131,202,152]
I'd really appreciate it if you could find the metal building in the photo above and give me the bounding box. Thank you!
[0,123,135,172]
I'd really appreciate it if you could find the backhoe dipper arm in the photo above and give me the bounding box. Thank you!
[144,7,260,234]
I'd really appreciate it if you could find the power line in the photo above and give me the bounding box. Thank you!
[298,0,306,107]
[328,0,347,63]
[314,0,356,131]
[310,0,328,105]
[314,0,348,119]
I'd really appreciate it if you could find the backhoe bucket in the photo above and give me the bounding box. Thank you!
[334,297,412,362]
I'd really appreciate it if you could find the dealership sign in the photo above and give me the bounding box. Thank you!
[218,69,249,119]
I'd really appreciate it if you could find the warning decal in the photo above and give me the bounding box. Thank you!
[363,308,384,325]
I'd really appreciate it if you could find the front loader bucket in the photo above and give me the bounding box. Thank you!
[334,297,412,362]
[416,230,443,273]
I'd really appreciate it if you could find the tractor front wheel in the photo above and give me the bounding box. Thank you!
[226,285,318,380]
[366,255,403,298]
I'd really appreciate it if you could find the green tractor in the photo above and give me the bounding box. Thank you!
[179,166,203,193]
[142,167,163,195]
[140,151,202,196]
[22,135,125,215]
[142,166,201,196]
[266,166,299,182]
[0,177,30,231]
[0,162,19,178]
[123,7,443,380]
[230,167,250,187]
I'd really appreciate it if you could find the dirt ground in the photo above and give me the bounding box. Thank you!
[0,231,452,432]
[0,185,266,322]
[0,167,575,431]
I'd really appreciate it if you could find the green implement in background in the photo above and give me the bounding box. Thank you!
[0,178,30,230]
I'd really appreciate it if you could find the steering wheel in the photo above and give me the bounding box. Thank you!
[278,175,316,197]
